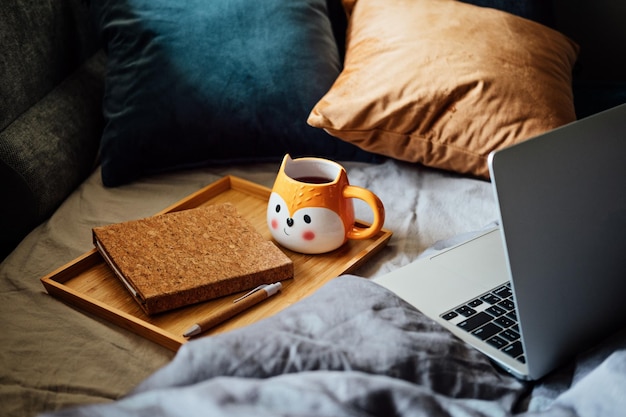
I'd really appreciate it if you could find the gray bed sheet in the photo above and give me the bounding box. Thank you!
[2,160,624,417]
[40,275,626,417]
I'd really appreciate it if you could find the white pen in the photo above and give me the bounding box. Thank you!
[183,282,283,338]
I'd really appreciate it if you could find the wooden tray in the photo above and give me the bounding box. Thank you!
[41,176,392,351]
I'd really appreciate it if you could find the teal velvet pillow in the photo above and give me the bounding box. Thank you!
[90,0,374,186]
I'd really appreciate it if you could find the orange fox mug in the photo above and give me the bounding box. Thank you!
[267,154,385,254]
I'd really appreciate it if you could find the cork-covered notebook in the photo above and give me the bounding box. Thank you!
[92,203,294,315]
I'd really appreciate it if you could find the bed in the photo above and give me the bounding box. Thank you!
[2,0,626,416]
[2,159,626,417]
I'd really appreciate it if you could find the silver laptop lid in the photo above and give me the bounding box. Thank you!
[488,103,626,380]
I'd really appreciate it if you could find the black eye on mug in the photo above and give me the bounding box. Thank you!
[303,215,311,224]
[275,204,281,213]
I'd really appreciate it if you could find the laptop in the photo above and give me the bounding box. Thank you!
[374,103,626,380]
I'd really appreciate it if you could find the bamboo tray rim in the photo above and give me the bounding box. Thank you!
[40,175,392,351]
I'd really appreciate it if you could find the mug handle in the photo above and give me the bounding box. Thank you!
[342,185,385,240]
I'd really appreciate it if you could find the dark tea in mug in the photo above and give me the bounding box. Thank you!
[293,176,333,184]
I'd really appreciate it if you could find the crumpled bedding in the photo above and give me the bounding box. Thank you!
[2,159,625,417]
[41,276,626,417]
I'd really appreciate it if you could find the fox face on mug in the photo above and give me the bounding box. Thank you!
[267,155,385,254]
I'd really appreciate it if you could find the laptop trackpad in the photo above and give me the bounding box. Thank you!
[423,228,510,309]
[375,228,510,317]
[431,228,508,282]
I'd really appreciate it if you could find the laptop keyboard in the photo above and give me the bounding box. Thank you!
[440,283,525,364]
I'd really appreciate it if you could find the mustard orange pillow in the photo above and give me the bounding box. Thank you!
[308,0,579,178]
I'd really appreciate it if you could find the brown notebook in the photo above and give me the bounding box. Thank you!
[92,203,294,315]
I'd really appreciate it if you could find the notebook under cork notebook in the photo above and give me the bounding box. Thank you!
[92,202,294,315]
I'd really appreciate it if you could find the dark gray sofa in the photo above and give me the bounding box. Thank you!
[1,0,625,260]
[1,1,104,259]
